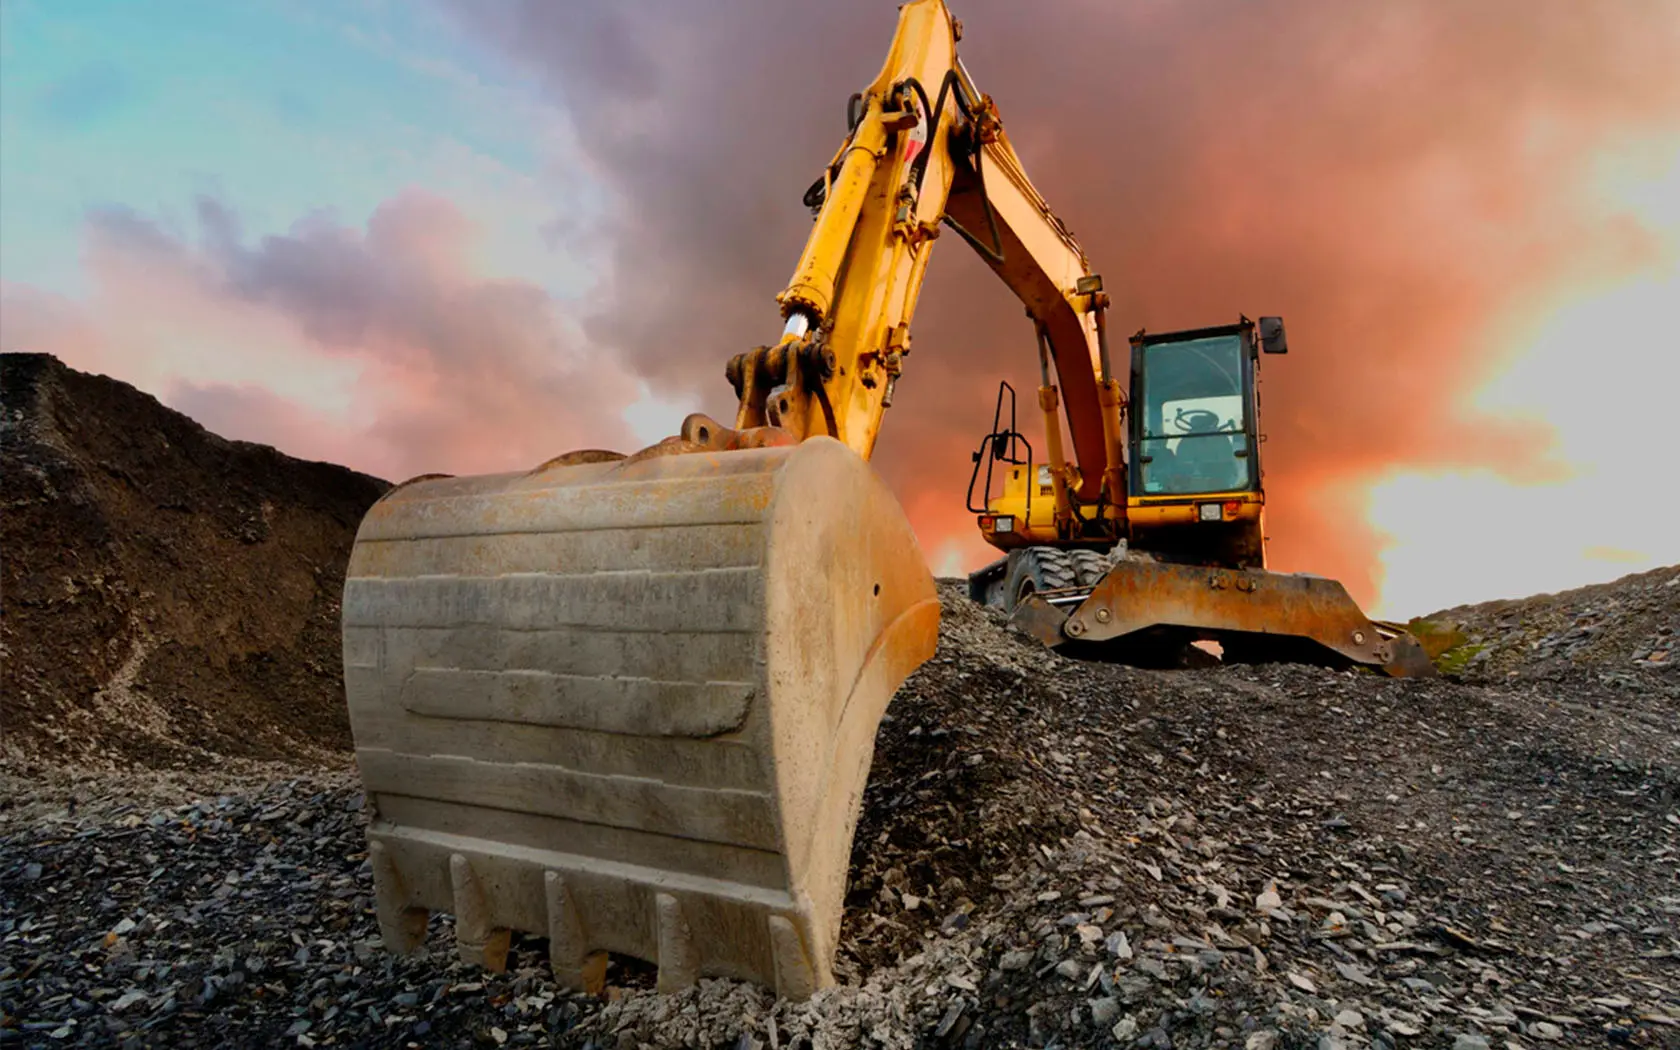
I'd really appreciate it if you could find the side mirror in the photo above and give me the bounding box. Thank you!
[1259,316,1288,354]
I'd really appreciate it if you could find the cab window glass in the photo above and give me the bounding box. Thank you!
[1137,335,1251,495]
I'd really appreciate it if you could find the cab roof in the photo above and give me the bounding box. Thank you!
[1129,320,1252,347]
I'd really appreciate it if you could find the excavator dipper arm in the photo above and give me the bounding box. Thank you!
[944,109,1119,506]
[714,4,1126,517]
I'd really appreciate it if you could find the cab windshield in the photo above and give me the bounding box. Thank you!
[1136,335,1252,495]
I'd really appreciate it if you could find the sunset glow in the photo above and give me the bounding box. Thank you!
[1368,139,1680,616]
[3,1,1677,616]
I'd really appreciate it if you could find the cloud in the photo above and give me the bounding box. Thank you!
[1367,153,1680,618]
[0,190,640,481]
[442,0,1680,607]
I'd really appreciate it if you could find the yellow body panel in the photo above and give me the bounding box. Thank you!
[977,461,1130,548]
[980,473,1263,552]
[978,462,1064,547]
[1128,491,1263,530]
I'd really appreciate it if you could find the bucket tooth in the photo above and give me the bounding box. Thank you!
[544,871,606,995]
[654,893,699,994]
[450,854,511,972]
[768,915,817,1000]
[369,840,428,953]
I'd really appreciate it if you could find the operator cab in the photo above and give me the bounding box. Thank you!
[1126,317,1285,568]
[1131,322,1265,497]
[964,315,1287,571]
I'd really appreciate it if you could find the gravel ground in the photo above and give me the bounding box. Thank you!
[4,574,1677,1049]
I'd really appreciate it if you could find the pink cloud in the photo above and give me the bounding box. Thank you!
[1,190,641,482]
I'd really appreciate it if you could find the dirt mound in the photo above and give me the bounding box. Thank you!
[0,353,388,770]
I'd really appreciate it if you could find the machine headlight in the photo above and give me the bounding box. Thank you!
[1198,502,1222,522]
[994,516,1015,533]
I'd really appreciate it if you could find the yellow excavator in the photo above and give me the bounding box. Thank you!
[962,315,1431,673]
[340,0,1429,1004]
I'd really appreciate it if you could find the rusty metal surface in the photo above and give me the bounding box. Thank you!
[1007,592,1072,647]
[1371,625,1436,677]
[529,450,627,473]
[1063,560,1436,677]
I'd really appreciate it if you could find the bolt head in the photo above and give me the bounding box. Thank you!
[1094,608,1112,623]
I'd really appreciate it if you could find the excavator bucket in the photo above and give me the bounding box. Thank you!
[1012,558,1435,677]
[340,437,938,998]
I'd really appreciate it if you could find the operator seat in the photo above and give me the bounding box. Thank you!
[1176,433,1236,489]
[1143,444,1179,493]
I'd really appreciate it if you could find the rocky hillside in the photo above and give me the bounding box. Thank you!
[1427,566,1677,678]
[3,573,1675,1049]
[0,353,388,769]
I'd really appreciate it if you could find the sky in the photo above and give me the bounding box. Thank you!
[3,0,1678,618]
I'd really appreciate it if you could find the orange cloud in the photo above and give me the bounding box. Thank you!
[446,0,1680,607]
